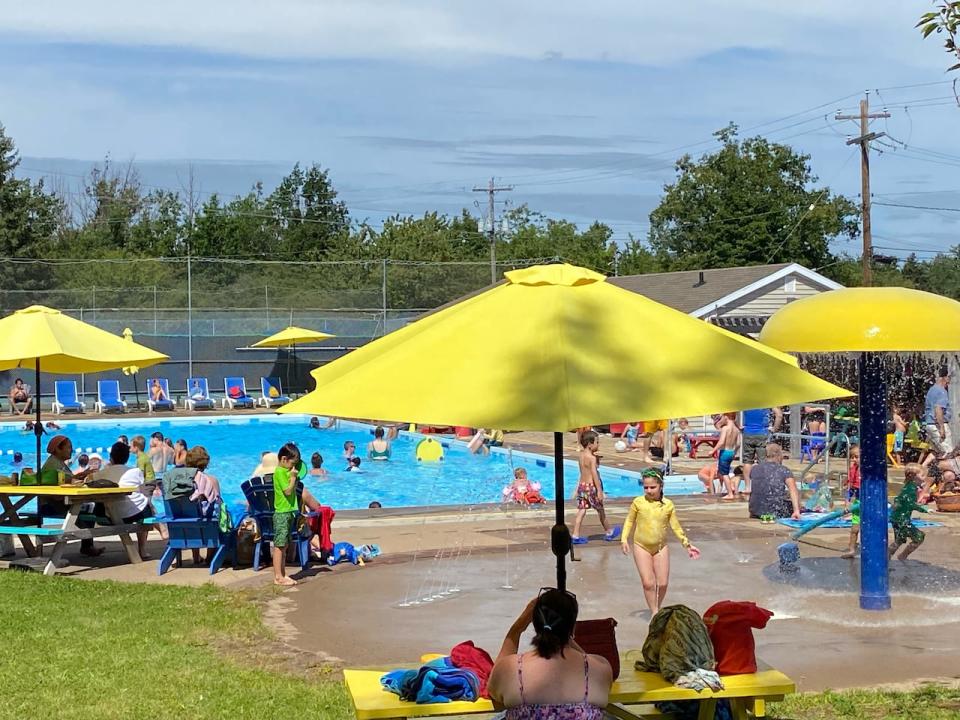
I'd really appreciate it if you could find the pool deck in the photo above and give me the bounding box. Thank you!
[2,415,941,694]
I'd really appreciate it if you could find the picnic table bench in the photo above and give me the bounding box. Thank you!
[344,657,794,720]
[0,485,147,575]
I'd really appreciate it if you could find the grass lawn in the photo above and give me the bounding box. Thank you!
[772,684,960,720]
[0,572,350,720]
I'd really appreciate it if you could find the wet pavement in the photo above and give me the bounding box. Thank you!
[278,498,960,691]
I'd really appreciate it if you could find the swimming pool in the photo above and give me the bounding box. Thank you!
[0,416,702,511]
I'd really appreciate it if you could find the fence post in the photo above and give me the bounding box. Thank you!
[265,285,269,328]
[153,285,158,334]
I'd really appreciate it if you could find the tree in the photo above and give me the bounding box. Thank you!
[648,124,860,272]
[917,2,960,73]
[0,124,66,301]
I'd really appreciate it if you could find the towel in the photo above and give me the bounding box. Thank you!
[381,657,480,704]
[450,641,494,698]
[675,669,724,692]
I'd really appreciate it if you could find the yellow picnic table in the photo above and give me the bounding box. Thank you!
[0,485,143,575]
[344,658,794,720]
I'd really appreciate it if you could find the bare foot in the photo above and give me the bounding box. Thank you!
[840,550,855,559]
[720,494,737,501]
[274,576,297,587]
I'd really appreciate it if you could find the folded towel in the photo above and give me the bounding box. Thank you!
[381,658,480,704]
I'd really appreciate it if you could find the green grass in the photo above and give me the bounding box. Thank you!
[0,572,350,720]
[772,684,960,719]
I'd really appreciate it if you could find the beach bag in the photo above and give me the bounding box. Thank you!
[636,605,715,682]
[575,618,620,679]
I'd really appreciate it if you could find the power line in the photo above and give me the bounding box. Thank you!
[873,200,960,213]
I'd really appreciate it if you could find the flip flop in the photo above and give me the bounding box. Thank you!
[604,526,622,541]
[571,536,589,545]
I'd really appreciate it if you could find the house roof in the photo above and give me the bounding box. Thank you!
[607,262,841,316]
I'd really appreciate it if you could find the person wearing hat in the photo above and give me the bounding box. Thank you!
[38,435,102,557]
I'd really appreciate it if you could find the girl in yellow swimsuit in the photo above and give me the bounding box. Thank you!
[621,468,700,614]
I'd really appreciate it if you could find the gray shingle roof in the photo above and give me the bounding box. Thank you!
[607,263,793,313]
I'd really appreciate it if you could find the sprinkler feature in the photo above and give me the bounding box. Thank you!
[761,286,960,610]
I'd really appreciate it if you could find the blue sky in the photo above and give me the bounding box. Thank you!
[2,1,959,263]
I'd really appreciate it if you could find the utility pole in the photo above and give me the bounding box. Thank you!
[836,94,889,286]
[473,178,513,284]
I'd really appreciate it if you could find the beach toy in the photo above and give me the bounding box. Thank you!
[614,440,627,452]
[415,438,444,462]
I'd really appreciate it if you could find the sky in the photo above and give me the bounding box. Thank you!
[2,0,959,264]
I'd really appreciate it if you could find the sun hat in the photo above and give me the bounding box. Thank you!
[252,452,279,478]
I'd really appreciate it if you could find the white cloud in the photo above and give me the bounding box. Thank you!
[3,0,937,67]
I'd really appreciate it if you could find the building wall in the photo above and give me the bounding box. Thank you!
[717,274,826,318]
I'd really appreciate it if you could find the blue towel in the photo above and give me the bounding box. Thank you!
[777,513,942,530]
[381,657,479,704]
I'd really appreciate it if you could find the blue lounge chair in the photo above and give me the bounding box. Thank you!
[222,377,255,410]
[259,376,291,408]
[94,379,127,414]
[240,476,309,572]
[52,380,86,414]
[156,496,233,576]
[146,378,175,413]
[184,377,215,411]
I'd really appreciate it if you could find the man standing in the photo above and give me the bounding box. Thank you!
[747,443,800,520]
[716,413,741,500]
[8,378,32,415]
[924,369,953,458]
[741,407,783,495]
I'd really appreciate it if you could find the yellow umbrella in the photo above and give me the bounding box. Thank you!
[0,306,168,468]
[281,263,849,589]
[252,325,335,394]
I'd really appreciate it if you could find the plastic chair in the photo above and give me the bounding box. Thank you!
[259,377,291,408]
[94,379,127,414]
[157,496,234,576]
[146,378,175,412]
[223,377,255,409]
[184,377,216,410]
[240,475,309,571]
[52,380,86,414]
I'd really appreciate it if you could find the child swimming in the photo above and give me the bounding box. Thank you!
[621,468,700,614]
[502,467,545,505]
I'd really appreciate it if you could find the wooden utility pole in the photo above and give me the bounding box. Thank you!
[836,95,889,286]
[473,178,513,284]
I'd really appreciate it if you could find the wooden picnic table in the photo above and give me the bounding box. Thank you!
[0,485,144,575]
[344,658,794,720]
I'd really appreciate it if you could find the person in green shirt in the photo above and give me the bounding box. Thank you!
[131,435,156,485]
[272,444,301,586]
[889,463,929,561]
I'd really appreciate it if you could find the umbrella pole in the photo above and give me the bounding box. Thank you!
[34,358,42,472]
[551,431,571,592]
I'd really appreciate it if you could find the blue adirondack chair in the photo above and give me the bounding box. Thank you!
[94,379,127,414]
[157,496,233,576]
[52,380,86,414]
[259,376,291,408]
[223,377,255,409]
[185,377,216,410]
[146,378,175,412]
[240,475,309,571]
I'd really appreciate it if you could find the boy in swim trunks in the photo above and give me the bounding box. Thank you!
[570,430,619,544]
[888,463,929,561]
[717,413,741,499]
[892,406,906,466]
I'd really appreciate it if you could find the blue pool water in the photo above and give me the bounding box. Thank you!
[0,416,701,511]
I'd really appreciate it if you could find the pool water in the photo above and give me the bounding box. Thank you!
[0,416,701,512]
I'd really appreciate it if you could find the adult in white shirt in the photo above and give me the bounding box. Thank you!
[94,441,154,560]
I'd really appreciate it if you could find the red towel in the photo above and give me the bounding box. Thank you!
[703,601,773,675]
[450,641,494,698]
[307,505,336,554]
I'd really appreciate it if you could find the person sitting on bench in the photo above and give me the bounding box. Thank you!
[488,589,612,718]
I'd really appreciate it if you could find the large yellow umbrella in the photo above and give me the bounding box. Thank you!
[281,264,850,588]
[0,306,168,468]
[252,325,335,394]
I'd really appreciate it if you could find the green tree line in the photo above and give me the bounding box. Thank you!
[2,121,959,311]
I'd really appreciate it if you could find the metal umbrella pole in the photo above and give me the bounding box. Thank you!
[551,432,572,592]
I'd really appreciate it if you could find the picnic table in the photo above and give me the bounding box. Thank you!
[0,485,145,575]
[344,658,794,720]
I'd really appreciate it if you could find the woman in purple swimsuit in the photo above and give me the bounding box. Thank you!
[488,589,612,719]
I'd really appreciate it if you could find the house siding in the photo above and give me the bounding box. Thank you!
[715,275,825,318]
